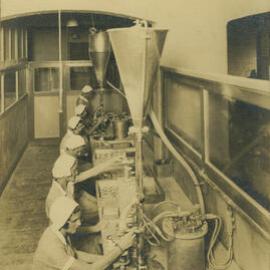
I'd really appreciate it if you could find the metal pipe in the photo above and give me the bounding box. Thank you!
[106,80,126,99]
[150,109,206,216]
[58,10,63,113]
[135,134,144,197]
[136,29,149,197]
[0,27,4,62]
[137,31,149,268]
[99,87,104,107]
[1,74,4,113]
[0,3,3,113]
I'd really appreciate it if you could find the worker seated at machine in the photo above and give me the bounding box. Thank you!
[75,104,93,132]
[60,115,90,155]
[61,133,130,197]
[68,116,87,136]
[45,154,99,226]
[33,196,135,270]
[61,116,87,143]
[74,103,108,138]
[60,133,89,164]
[76,84,95,107]
[75,104,93,136]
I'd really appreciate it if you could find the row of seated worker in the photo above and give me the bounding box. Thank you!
[32,85,136,270]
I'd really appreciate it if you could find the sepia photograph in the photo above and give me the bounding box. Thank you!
[0,1,269,269]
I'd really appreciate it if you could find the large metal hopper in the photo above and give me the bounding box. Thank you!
[89,31,111,88]
[107,25,168,129]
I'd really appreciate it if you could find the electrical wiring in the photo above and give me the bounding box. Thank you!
[140,209,173,245]
[206,213,235,270]
[151,200,182,213]
[118,200,234,270]
[138,203,234,269]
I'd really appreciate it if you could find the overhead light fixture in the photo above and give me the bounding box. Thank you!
[66,18,78,27]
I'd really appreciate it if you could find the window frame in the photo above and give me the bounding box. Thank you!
[0,63,28,116]
[162,66,270,236]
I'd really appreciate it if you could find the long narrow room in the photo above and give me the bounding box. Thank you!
[0,1,269,270]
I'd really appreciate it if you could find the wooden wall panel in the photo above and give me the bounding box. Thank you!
[34,95,59,138]
[0,96,28,192]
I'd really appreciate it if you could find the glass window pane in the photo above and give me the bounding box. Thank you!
[4,28,9,60]
[70,66,95,91]
[18,29,22,59]
[0,76,2,113]
[24,29,27,59]
[34,68,59,92]
[0,28,3,62]
[18,69,26,97]
[209,92,270,210]
[165,77,202,152]
[21,29,24,58]
[4,72,16,109]
[208,93,231,168]
[11,28,16,60]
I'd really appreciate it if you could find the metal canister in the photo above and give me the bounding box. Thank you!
[114,119,127,139]
[165,219,208,270]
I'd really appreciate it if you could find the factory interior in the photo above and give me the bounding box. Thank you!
[0,1,270,270]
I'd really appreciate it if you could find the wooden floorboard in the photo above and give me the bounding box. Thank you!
[0,143,58,269]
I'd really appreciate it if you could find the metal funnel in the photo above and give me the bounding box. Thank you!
[89,31,111,88]
[107,25,168,129]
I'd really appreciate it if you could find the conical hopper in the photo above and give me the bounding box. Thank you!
[107,26,168,129]
[89,31,111,88]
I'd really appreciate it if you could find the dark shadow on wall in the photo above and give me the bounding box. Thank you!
[227,12,270,80]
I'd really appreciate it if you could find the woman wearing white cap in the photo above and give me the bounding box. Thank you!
[69,116,86,135]
[45,154,80,217]
[76,85,95,107]
[33,196,135,270]
[46,153,110,229]
[60,116,90,159]
[57,135,128,227]
[60,133,89,161]
[75,104,88,119]
[60,116,87,149]
[46,153,102,225]
[75,103,97,138]
[60,132,125,172]
[46,152,126,224]
[74,104,91,124]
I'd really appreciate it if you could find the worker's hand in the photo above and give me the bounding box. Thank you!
[93,156,130,176]
[102,155,127,167]
[117,228,136,251]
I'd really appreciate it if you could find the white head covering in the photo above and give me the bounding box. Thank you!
[49,196,79,231]
[65,134,86,150]
[75,104,87,116]
[68,116,81,130]
[81,85,93,94]
[52,154,77,178]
